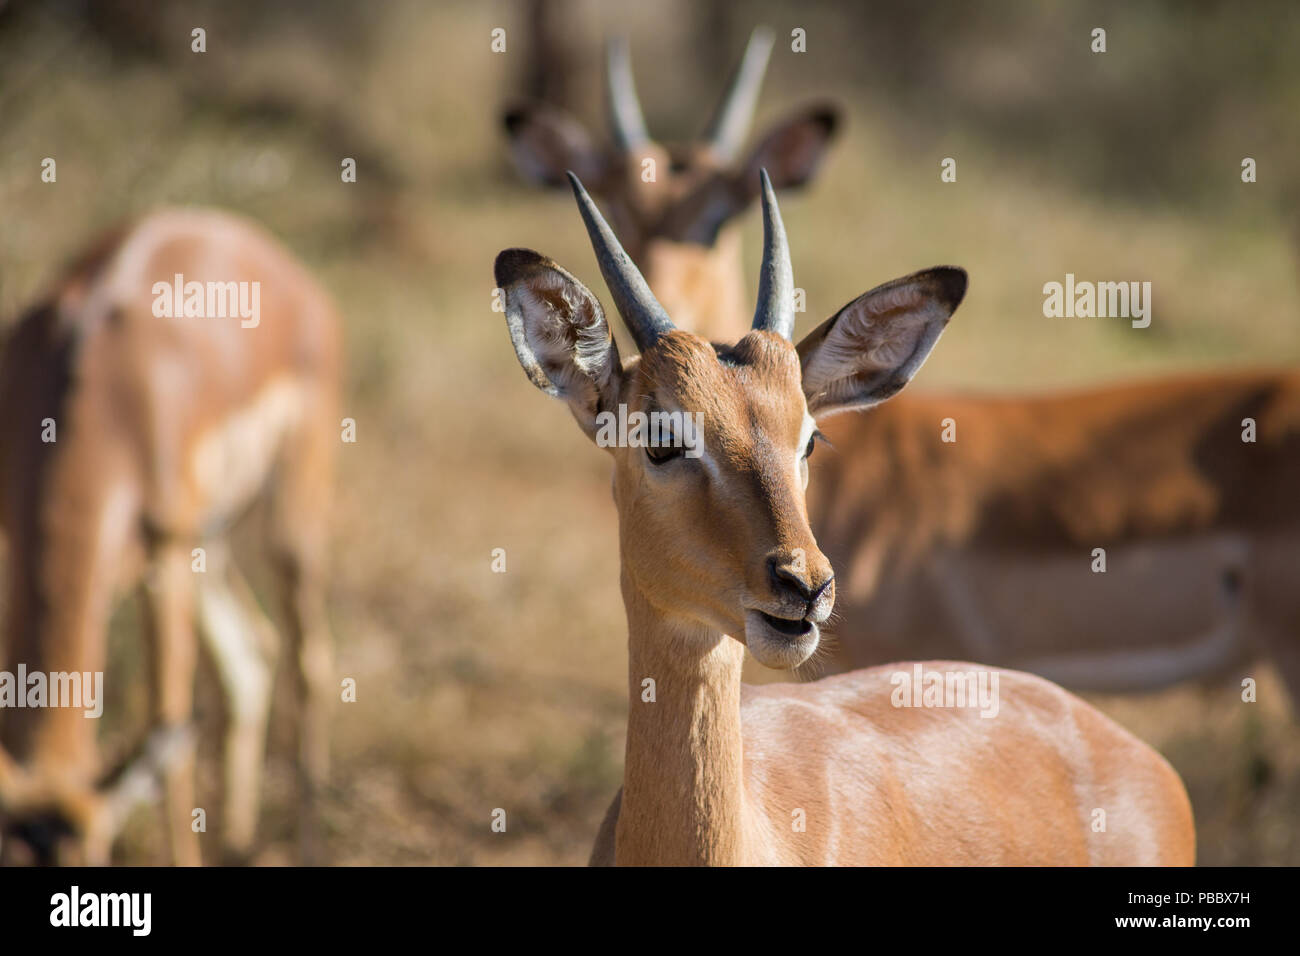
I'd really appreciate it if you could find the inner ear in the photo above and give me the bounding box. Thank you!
[797,267,967,418]
[497,249,623,436]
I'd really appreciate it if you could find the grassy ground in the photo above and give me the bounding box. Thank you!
[0,0,1296,864]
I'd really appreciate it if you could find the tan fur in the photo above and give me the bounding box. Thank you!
[499,234,1196,866]
[809,372,1300,702]
[626,163,1300,705]
[505,51,1200,863]
[642,232,746,342]
[595,334,1195,866]
[594,145,753,345]
[0,209,341,864]
[537,43,1292,707]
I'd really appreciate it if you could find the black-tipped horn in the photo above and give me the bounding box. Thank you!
[567,172,674,352]
[704,26,774,161]
[605,37,650,151]
[752,169,794,339]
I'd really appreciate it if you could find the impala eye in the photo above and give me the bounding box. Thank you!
[804,430,828,460]
[646,439,682,465]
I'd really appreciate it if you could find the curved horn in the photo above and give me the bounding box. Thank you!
[605,36,650,151]
[752,169,795,339]
[567,172,674,352]
[704,26,774,161]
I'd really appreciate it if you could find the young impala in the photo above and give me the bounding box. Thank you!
[0,209,340,865]
[504,27,839,341]
[495,171,1195,866]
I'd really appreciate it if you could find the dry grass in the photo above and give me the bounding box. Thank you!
[0,0,1296,865]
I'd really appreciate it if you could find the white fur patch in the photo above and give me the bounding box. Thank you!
[190,378,303,520]
[517,273,613,393]
[803,286,945,411]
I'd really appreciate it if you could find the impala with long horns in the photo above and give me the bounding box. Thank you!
[494,170,1195,866]
[504,27,839,341]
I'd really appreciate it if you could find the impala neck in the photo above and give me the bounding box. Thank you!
[615,575,748,866]
[1,474,118,776]
[642,229,748,344]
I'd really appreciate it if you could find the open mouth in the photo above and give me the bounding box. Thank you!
[758,611,814,638]
[744,609,821,670]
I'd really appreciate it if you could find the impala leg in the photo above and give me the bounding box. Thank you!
[1273,640,1300,722]
[268,417,336,864]
[195,541,276,864]
[270,549,332,864]
[140,539,201,866]
[81,819,114,866]
[1258,604,1300,721]
[1249,618,1300,795]
[1244,542,1300,748]
[263,548,331,864]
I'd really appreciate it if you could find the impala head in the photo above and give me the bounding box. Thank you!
[0,726,192,865]
[503,27,840,269]
[0,775,102,866]
[497,171,966,669]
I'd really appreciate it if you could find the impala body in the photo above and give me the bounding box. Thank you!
[497,172,1195,866]
[0,208,340,864]
[812,374,1300,701]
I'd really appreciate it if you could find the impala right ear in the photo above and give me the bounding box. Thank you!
[496,249,622,439]
[503,103,610,190]
[796,267,966,418]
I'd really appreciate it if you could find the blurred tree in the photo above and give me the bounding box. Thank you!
[522,0,582,110]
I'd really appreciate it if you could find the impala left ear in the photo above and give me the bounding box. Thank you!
[495,248,623,439]
[797,267,967,418]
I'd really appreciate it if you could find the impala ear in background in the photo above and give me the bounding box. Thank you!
[796,266,967,418]
[737,103,841,195]
[495,248,622,438]
[502,103,610,190]
[670,102,841,247]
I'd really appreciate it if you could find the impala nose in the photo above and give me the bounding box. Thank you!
[766,551,834,615]
[768,554,812,600]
